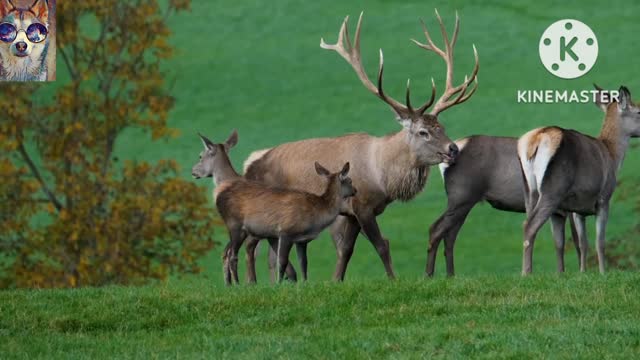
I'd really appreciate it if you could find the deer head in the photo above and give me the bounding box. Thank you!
[192,130,238,179]
[314,161,357,198]
[321,10,479,164]
[595,85,640,138]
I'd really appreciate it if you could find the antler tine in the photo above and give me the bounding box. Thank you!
[429,42,480,115]
[417,78,437,114]
[434,9,451,58]
[411,19,446,58]
[322,12,409,116]
[406,79,413,112]
[450,11,460,52]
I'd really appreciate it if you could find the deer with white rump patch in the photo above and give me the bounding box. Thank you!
[242,10,479,281]
[191,131,357,283]
[518,85,640,275]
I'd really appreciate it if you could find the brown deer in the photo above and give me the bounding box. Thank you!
[428,136,584,277]
[192,131,357,283]
[518,85,640,275]
[191,130,298,284]
[242,10,479,281]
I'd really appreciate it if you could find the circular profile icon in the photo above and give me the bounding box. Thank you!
[539,19,598,79]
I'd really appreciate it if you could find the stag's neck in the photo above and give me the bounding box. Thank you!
[213,156,240,186]
[375,131,430,202]
[598,104,630,172]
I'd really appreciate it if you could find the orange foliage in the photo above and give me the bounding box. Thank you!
[0,0,217,288]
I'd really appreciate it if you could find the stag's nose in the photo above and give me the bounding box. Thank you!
[448,143,459,158]
[15,41,27,52]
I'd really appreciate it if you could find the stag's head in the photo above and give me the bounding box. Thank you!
[314,161,357,198]
[192,130,238,179]
[321,10,479,164]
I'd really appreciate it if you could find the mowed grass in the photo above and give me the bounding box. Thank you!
[7,0,640,358]
[2,273,640,358]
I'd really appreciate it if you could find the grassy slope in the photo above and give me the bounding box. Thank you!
[5,0,640,357]
[2,273,640,358]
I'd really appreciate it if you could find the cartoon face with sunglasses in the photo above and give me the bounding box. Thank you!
[0,0,49,81]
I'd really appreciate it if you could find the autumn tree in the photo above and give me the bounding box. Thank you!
[0,0,216,288]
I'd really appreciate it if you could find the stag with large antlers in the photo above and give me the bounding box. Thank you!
[240,10,479,282]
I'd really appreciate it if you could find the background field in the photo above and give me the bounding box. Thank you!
[3,0,640,358]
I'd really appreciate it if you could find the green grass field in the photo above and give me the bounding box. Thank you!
[4,0,640,357]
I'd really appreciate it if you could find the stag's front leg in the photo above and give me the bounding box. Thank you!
[550,214,567,272]
[330,215,361,281]
[267,242,298,283]
[359,213,395,279]
[595,203,609,274]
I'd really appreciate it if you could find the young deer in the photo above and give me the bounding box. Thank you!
[429,136,583,277]
[243,11,479,281]
[191,130,297,284]
[192,132,357,283]
[518,85,640,275]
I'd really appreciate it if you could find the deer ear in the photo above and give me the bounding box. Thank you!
[314,162,330,176]
[0,0,14,17]
[225,130,238,150]
[29,0,48,20]
[340,162,350,176]
[593,83,610,112]
[618,86,631,110]
[198,133,216,150]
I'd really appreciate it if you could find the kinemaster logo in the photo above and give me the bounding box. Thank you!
[517,18,617,104]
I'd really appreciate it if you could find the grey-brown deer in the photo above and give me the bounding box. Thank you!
[242,10,479,281]
[429,136,584,277]
[192,131,357,283]
[518,85,640,275]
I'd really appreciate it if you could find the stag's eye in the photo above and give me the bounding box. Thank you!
[418,130,430,139]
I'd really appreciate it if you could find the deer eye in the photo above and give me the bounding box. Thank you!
[418,130,430,139]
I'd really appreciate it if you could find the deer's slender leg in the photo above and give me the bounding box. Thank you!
[595,203,609,274]
[276,236,294,283]
[229,227,247,285]
[358,214,395,279]
[295,243,308,281]
[522,201,556,275]
[550,214,567,273]
[572,213,588,272]
[267,240,298,283]
[245,235,260,283]
[222,242,232,286]
[427,202,474,277]
[568,213,582,265]
[330,215,361,281]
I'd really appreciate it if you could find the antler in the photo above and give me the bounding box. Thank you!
[321,12,436,118]
[412,9,479,116]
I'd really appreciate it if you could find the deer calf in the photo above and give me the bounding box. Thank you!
[192,131,356,283]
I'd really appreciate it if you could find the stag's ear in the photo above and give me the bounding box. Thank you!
[29,0,48,20]
[314,162,331,177]
[340,162,350,176]
[618,86,631,110]
[224,130,238,151]
[198,133,216,151]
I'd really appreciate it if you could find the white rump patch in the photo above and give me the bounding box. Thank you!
[243,148,271,173]
[517,129,558,192]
